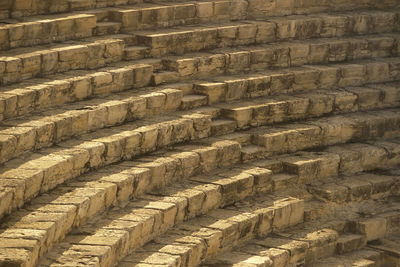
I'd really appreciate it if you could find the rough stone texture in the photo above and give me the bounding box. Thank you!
[0,1,399,267]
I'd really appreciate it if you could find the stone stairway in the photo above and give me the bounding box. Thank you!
[0,0,400,266]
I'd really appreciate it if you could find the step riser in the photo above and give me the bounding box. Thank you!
[165,35,400,79]
[0,113,212,220]
[0,38,125,86]
[111,1,232,33]
[69,198,304,267]
[110,1,400,33]
[135,12,400,57]
[207,222,392,267]
[2,34,398,124]
[5,0,399,20]
[4,107,393,214]
[0,63,153,121]
[0,140,241,267]
[3,58,397,166]
[4,136,396,267]
[0,14,97,51]
[220,86,400,130]
[6,0,131,18]
[194,59,400,104]
[9,138,399,267]
[251,110,400,156]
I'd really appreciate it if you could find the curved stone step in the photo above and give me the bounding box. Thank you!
[0,138,241,267]
[0,112,212,220]
[43,195,303,267]
[0,13,97,51]
[162,33,400,79]
[132,10,400,57]
[2,58,398,165]
[0,35,129,85]
[216,85,400,129]
[192,58,400,104]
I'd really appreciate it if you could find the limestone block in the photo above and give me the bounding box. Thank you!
[95,135,125,164]
[320,14,349,38]
[136,125,158,153]
[194,146,219,172]
[69,76,92,100]
[368,36,394,58]
[194,82,226,104]
[291,68,320,91]
[370,11,395,33]
[222,105,253,129]
[143,92,166,114]
[247,75,271,98]
[117,130,141,159]
[74,14,96,38]
[212,140,241,167]
[356,218,387,241]
[328,40,350,62]
[267,72,291,95]
[109,67,134,92]
[338,64,366,87]
[308,40,329,64]
[41,50,58,74]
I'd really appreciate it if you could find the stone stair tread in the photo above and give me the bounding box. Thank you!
[369,236,400,258]
[1,1,400,266]
[201,198,399,267]
[130,10,400,56]
[0,34,128,57]
[163,32,400,78]
[0,140,246,267]
[0,111,214,219]
[52,195,301,267]
[309,249,382,266]
[4,132,396,267]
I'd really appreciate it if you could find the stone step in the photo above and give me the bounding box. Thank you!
[0,81,192,164]
[0,112,212,221]
[124,46,149,60]
[45,196,302,267]
[250,109,400,156]
[6,0,130,18]
[216,85,400,129]
[309,249,384,266]
[132,10,400,57]
[1,133,394,267]
[0,62,154,121]
[202,227,341,266]
[3,97,397,223]
[109,0,232,32]
[181,94,208,110]
[0,13,97,51]
[2,59,398,164]
[309,173,398,204]
[202,229,383,267]
[0,128,346,267]
[1,136,397,267]
[94,21,122,36]
[0,35,128,85]
[369,236,400,266]
[324,139,400,174]
[246,0,400,19]
[337,234,366,254]
[162,33,400,79]
[0,139,243,267]
[202,198,399,267]
[305,192,400,227]
[5,0,399,20]
[1,43,398,124]
[192,58,400,104]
